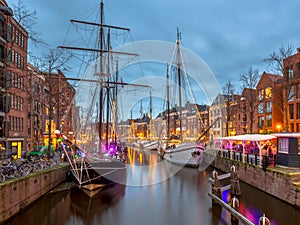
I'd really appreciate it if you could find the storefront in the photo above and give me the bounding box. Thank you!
[0,138,6,159]
[7,138,24,159]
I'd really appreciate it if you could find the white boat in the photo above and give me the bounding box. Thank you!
[142,140,159,150]
[156,29,204,159]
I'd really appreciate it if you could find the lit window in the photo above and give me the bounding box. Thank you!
[265,87,272,98]
[258,89,264,100]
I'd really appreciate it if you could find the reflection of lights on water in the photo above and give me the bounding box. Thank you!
[139,152,143,163]
[222,189,230,203]
[239,202,262,225]
[237,201,278,225]
[221,190,279,225]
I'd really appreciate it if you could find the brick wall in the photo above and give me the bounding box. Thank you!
[0,165,69,223]
[212,157,300,207]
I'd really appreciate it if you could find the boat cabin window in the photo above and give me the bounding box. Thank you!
[278,138,289,154]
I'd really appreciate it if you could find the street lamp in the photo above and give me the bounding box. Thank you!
[276,124,281,133]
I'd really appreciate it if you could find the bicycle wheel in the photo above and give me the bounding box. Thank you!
[21,164,33,176]
[33,163,42,170]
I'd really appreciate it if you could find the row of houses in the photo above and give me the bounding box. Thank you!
[1,0,300,157]
[0,1,76,158]
[120,47,300,144]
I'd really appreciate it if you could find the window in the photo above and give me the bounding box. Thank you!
[6,24,12,43]
[258,116,264,128]
[288,86,294,102]
[266,101,272,113]
[289,104,294,120]
[265,87,272,98]
[288,69,294,80]
[258,103,264,114]
[297,83,300,99]
[266,115,272,127]
[258,89,264,100]
[297,103,300,119]
[278,138,289,154]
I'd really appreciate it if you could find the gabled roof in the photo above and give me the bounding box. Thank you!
[256,71,282,89]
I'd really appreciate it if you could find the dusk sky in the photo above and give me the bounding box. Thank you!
[6,0,300,117]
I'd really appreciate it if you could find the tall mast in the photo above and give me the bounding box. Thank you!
[166,64,170,140]
[57,0,139,150]
[105,28,111,148]
[149,89,153,140]
[98,0,104,146]
[176,28,183,142]
[114,59,119,143]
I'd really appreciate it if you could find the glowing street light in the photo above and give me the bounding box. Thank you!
[276,124,281,132]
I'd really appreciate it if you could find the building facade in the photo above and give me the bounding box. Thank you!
[0,1,28,158]
[282,48,300,132]
[255,72,282,134]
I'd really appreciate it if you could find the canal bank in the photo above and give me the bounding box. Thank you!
[211,156,300,207]
[0,164,69,223]
[163,148,300,208]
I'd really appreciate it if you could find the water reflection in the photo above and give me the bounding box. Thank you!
[126,148,182,186]
[4,148,300,225]
[70,183,126,225]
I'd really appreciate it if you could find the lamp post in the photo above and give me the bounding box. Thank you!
[276,124,281,133]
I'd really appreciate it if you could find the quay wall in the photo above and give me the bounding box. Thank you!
[0,164,69,223]
[211,157,300,207]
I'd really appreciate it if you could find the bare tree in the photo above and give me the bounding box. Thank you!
[222,81,235,136]
[263,44,294,75]
[239,66,260,133]
[263,44,294,131]
[35,49,72,157]
[11,0,46,47]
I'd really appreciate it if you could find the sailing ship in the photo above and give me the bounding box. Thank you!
[56,0,139,196]
[157,29,212,167]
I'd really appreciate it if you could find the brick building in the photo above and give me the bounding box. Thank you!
[0,0,28,158]
[255,72,282,134]
[26,64,46,150]
[235,88,256,135]
[0,0,76,157]
[281,48,300,132]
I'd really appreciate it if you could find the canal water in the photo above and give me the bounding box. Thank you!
[4,148,300,225]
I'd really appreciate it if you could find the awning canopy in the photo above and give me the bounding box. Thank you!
[272,133,300,138]
[217,134,277,142]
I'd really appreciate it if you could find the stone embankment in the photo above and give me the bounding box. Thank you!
[0,164,69,223]
[212,156,300,207]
